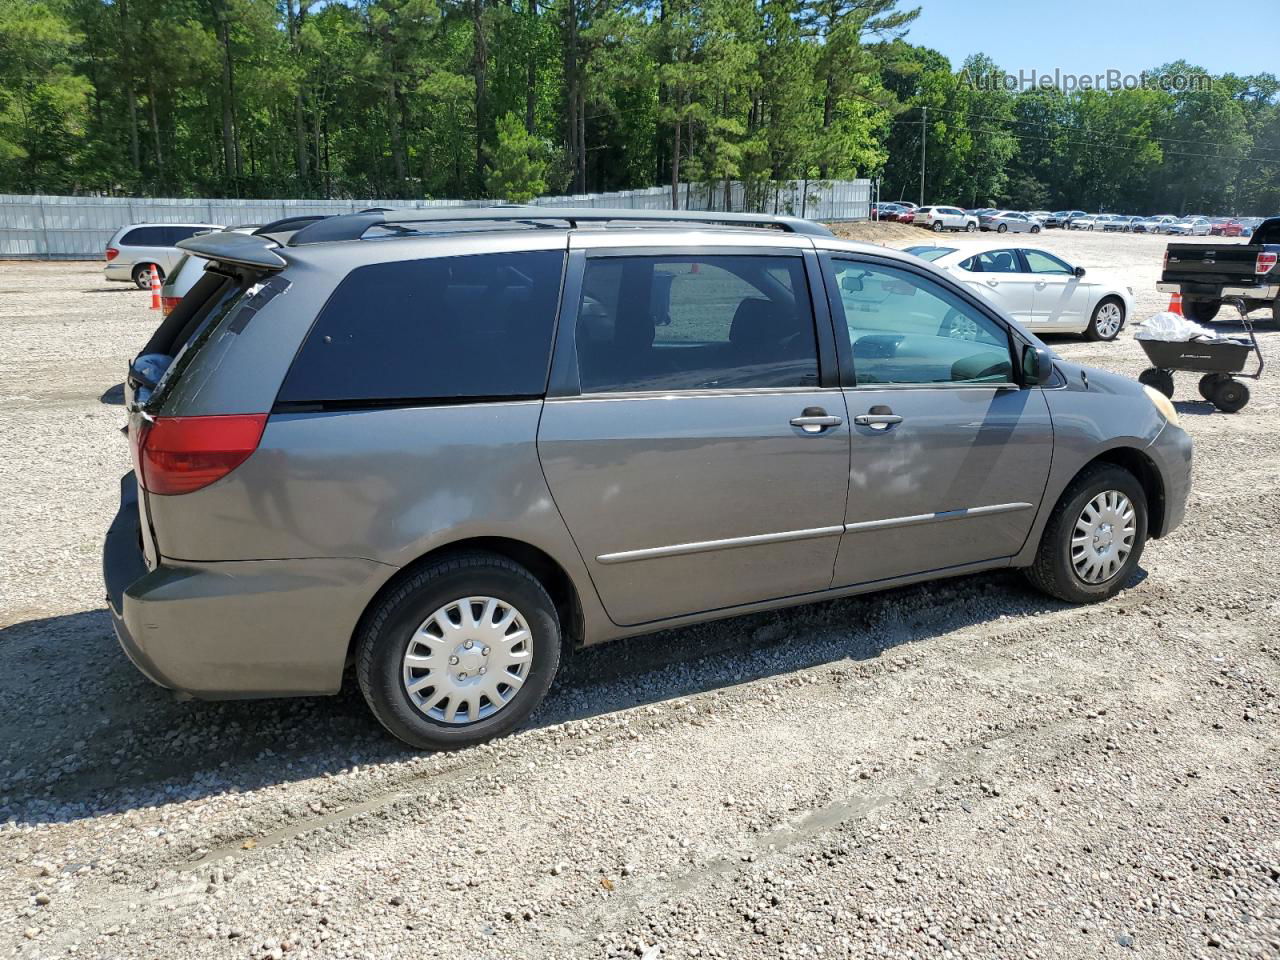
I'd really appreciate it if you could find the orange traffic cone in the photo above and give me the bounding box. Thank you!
[150,264,161,310]
[1167,291,1183,316]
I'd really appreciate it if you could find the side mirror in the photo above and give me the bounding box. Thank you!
[1021,344,1054,386]
[1074,265,1087,278]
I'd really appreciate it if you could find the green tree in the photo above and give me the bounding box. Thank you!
[485,109,547,200]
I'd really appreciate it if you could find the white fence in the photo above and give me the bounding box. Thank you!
[0,180,869,259]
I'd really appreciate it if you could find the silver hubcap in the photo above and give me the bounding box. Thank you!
[1072,490,1136,584]
[401,596,533,725]
[1095,302,1123,337]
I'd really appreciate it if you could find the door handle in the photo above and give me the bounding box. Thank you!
[853,413,904,429]
[790,406,842,433]
[985,279,999,286]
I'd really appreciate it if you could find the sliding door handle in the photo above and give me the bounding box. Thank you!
[853,413,903,428]
[790,406,843,433]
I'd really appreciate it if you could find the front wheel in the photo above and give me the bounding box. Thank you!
[1210,378,1249,413]
[1031,225,1041,233]
[356,553,562,750]
[1024,464,1148,603]
[966,222,977,232]
[1085,296,1125,341]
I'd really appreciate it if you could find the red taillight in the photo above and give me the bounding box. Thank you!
[137,414,268,496]
[1256,252,1277,275]
[160,296,181,316]
[106,247,119,261]
[1162,249,1168,273]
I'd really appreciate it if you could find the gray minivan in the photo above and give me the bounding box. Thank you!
[104,208,1192,750]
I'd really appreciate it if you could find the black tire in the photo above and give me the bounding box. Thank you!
[1198,373,1224,401]
[356,553,562,750]
[131,263,163,288]
[1084,296,1126,342]
[1023,463,1148,604]
[1137,367,1174,398]
[996,223,1008,233]
[932,221,944,233]
[1210,377,1249,413]
[965,221,977,232]
[1031,224,1041,233]
[1181,296,1220,324]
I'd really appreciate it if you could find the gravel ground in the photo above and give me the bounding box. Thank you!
[1,233,1278,960]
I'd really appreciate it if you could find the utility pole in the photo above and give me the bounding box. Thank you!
[919,105,927,207]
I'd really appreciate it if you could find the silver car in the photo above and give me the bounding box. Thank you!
[979,211,1042,234]
[103,222,222,287]
[105,207,1193,750]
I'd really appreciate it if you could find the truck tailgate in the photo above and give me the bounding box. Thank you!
[1164,243,1259,284]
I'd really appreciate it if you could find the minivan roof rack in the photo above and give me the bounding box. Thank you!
[287,206,834,245]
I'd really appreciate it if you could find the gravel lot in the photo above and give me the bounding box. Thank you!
[1,230,1278,960]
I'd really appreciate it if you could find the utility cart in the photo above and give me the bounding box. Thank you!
[1137,298,1263,413]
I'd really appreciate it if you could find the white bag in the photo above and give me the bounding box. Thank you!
[1133,312,1217,342]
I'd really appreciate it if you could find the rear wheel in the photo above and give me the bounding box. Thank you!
[131,263,163,289]
[996,223,1008,233]
[356,553,562,750]
[1181,296,1220,324]
[1138,367,1174,398]
[1209,377,1249,413]
[932,221,944,233]
[1085,296,1125,341]
[1024,464,1147,603]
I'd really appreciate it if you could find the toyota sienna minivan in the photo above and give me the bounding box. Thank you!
[104,207,1193,750]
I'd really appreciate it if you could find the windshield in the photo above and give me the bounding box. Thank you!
[905,246,955,262]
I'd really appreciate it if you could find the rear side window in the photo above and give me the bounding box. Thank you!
[575,255,817,393]
[119,226,169,246]
[164,225,205,244]
[278,250,565,404]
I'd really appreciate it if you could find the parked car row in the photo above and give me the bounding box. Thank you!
[1047,212,1273,236]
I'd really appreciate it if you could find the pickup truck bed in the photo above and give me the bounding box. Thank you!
[1157,217,1279,322]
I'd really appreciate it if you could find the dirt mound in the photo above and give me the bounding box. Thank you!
[826,219,926,247]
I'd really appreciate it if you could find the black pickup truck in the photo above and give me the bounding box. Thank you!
[1157,217,1279,322]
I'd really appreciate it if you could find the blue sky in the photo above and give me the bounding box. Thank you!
[905,0,1267,78]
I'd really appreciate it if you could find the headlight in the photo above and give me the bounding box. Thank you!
[1143,385,1180,427]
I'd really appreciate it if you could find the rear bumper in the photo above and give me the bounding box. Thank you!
[103,262,134,281]
[1146,422,1193,539]
[103,472,396,699]
[1155,282,1278,299]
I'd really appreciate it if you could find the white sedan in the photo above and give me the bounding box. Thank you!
[905,244,1134,341]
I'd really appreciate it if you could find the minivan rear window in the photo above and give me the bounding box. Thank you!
[277,250,566,406]
[120,226,169,246]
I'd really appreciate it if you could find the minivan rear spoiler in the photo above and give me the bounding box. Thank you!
[177,232,287,270]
